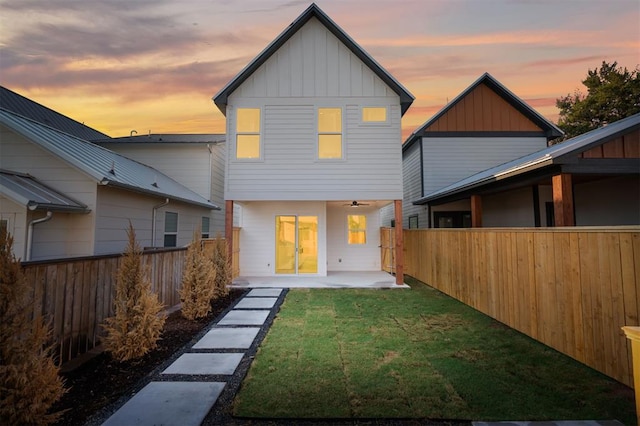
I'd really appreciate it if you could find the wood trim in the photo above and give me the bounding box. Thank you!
[471,195,482,227]
[225,200,234,261]
[394,200,404,285]
[552,174,574,226]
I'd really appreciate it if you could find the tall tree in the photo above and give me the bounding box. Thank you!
[556,61,640,139]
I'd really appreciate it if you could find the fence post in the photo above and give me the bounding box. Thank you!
[622,326,640,425]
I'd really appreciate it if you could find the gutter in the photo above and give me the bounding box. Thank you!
[151,198,170,247]
[25,211,53,261]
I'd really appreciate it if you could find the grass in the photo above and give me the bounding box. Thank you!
[233,277,635,423]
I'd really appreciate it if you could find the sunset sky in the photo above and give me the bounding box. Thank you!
[1,0,638,141]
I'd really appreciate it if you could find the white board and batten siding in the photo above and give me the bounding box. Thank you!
[225,16,402,202]
[422,136,548,196]
[327,203,381,271]
[0,127,97,259]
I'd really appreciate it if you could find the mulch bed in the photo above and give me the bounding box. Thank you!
[51,289,245,426]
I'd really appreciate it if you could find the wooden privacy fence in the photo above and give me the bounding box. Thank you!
[384,226,640,388]
[203,227,241,279]
[20,230,241,366]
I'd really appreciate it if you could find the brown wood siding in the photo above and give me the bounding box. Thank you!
[384,227,640,388]
[427,83,542,132]
[580,128,640,158]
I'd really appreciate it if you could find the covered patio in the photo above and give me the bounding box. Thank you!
[231,271,408,289]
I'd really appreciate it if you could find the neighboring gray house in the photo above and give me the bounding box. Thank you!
[0,107,219,261]
[413,113,640,227]
[95,134,234,236]
[382,73,563,229]
[213,3,413,281]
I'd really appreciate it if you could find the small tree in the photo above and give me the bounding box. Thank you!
[0,227,66,425]
[102,223,165,362]
[211,233,232,298]
[556,60,640,140]
[180,230,216,320]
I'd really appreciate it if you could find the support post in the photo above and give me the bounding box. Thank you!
[552,173,575,226]
[471,195,482,228]
[622,327,640,425]
[394,200,404,285]
[225,200,234,262]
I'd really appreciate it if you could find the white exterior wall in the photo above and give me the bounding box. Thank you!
[94,186,212,254]
[238,201,327,276]
[422,136,548,195]
[574,176,640,226]
[225,17,402,201]
[327,203,381,271]
[0,126,97,259]
[0,196,26,260]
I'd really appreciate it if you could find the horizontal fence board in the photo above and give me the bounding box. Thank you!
[385,226,640,388]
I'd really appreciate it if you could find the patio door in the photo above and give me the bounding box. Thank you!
[275,215,317,274]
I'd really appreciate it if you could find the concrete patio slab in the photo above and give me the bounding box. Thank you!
[246,288,283,297]
[162,353,243,375]
[232,271,409,288]
[101,381,224,426]
[234,297,278,309]
[217,309,270,325]
[192,327,260,349]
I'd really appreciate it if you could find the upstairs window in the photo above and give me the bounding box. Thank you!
[164,212,178,247]
[201,216,210,239]
[348,215,366,244]
[318,108,342,159]
[236,108,260,159]
[362,107,387,123]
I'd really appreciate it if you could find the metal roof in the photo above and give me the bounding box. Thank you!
[0,108,220,210]
[0,86,110,141]
[94,134,226,144]
[213,3,414,116]
[0,170,90,213]
[414,113,640,205]
[403,73,564,152]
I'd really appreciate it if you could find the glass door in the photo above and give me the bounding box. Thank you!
[275,215,317,274]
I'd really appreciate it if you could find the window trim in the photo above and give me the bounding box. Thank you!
[361,106,389,125]
[317,107,344,160]
[164,211,178,247]
[408,215,419,229]
[235,107,262,160]
[201,216,210,239]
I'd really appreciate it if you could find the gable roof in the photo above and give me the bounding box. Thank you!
[403,73,563,152]
[94,134,226,144]
[0,108,220,210]
[414,113,640,205]
[0,86,110,141]
[0,170,91,213]
[213,3,414,115]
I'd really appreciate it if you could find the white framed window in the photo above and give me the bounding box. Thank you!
[164,212,178,247]
[236,108,261,159]
[348,214,366,244]
[318,107,342,159]
[201,216,210,239]
[362,106,388,124]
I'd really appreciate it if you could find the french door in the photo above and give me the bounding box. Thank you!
[275,215,318,274]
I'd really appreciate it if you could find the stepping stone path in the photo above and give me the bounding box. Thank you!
[100,288,284,426]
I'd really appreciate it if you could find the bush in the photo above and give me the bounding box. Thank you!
[180,230,216,320]
[0,227,66,425]
[211,234,232,298]
[102,223,165,362]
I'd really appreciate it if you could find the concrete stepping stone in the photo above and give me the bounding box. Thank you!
[162,353,243,375]
[234,297,278,309]
[101,381,224,426]
[217,309,269,325]
[193,327,260,349]
[247,288,282,297]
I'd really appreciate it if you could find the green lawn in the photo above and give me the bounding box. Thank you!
[233,277,635,423]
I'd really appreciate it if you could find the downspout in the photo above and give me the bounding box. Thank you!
[151,198,169,247]
[25,211,53,261]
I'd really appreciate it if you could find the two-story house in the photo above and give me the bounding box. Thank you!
[213,4,413,284]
